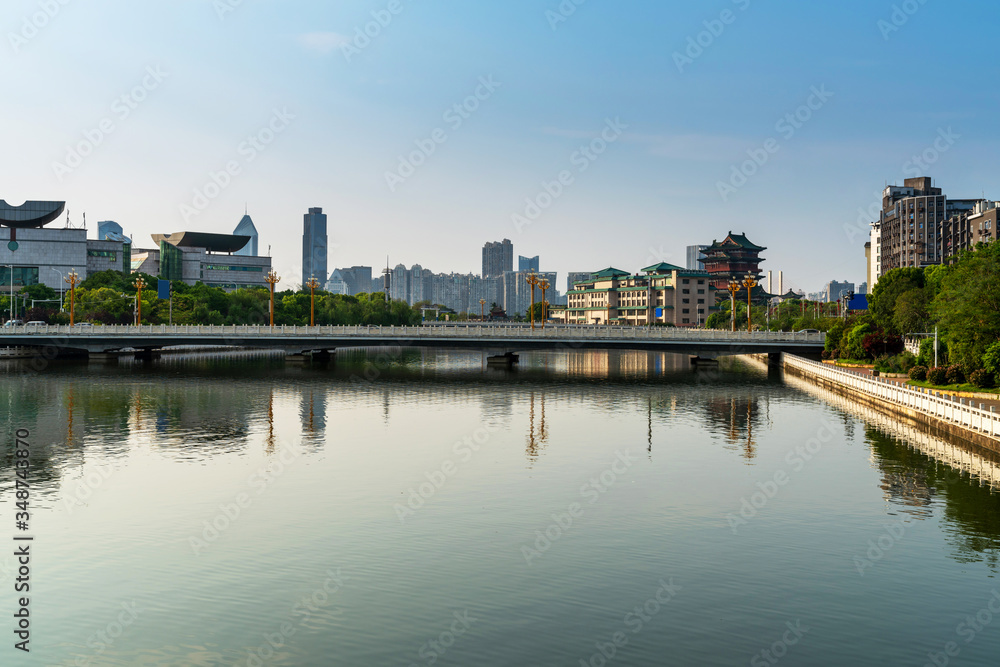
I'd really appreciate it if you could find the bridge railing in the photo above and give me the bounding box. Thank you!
[0,323,825,344]
[782,354,1000,438]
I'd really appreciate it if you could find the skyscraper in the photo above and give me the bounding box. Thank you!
[234,213,258,256]
[302,207,328,287]
[518,255,539,272]
[482,239,513,278]
[97,220,130,243]
[686,245,708,271]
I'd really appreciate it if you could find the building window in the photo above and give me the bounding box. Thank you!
[682,279,689,284]
[682,298,690,304]
[205,265,265,272]
[88,250,118,260]
[0,267,39,287]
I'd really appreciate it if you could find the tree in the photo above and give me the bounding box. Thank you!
[892,287,931,335]
[932,242,1000,370]
[869,267,924,333]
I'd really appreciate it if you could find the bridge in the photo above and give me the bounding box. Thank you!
[0,324,825,362]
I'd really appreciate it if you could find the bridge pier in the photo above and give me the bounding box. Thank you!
[487,352,519,368]
[88,352,122,363]
[287,349,335,363]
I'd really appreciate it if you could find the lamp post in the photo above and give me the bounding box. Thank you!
[742,273,757,332]
[133,277,147,325]
[65,269,80,326]
[539,278,550,329]
[51,268,65,311]
[5,265,12,323]
[525,271,540,329]
[479,299,486,321]
[305,276,321,327]
[265,270,280,327]
[727,280,740,332]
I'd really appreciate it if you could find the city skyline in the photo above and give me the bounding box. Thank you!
[6,1,997,293]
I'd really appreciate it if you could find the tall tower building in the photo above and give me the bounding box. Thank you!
[518,255,539,272]
[482,239,513,278]
[686,245,708,270]
[234,212,258,257]
[302,207,328,287]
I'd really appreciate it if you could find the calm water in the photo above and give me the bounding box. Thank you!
[2,349,1000,666]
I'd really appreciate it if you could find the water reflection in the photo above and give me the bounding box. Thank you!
[703,394,764,460]
[526,392,548,465]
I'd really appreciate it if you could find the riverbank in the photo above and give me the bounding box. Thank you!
[752,353,1000,455]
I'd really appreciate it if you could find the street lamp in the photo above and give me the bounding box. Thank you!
[479,299,486,321]
[5,265,12,323]
[65,269,80,326]
[305,276,321,326]
[727,280,740,332]
[51,268,65,311]
[525,271,540,330]
[133,277,147,325]
[539,278,550,329]
[742,273,758,332]
[265,270,280,327]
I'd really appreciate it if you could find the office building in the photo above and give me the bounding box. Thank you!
[686,245,709,271]
[502,270,557,316]
[941,199,999,258]
[482,239,513,278]
[233,213,259,257]
[324,269,350,295]
[567,272,592,293]
[518,255,539,272]
[566,263,719,327]
[823,280,855,303]
[302,207,328,287]
[333,266,373,295]
[131,231,271,291]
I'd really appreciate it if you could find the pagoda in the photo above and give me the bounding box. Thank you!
[701,232,767,294]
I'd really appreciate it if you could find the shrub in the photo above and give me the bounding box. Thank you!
[821,350,832,360]
[969,369,995,389]
[874,352,917,374]
[918,337,940,368]
[927,367,948,386]
[945,364,966,385]
[983,341,1000,375]
[861,330,905,360]
[909,365,928,381]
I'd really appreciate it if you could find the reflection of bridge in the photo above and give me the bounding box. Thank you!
[0,324,824,359]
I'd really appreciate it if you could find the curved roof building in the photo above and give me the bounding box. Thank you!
[152,232,251,254]
[0,200,65,228]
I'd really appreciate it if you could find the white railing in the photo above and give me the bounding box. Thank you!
[0,323,825,344]
[782,354,1000,440]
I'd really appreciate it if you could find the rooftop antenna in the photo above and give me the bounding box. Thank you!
[267,244,271,257]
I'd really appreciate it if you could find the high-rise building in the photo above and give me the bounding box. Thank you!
[686,245,708,271]
[566,272,592,293]
[482,239,513,278]
[518,255,539,272]
[334,266,373,295]
[325,269,350,295]
[941,199,999,259]
[233,213,258,257]
[502,270,556,316]
[823,280,855,303]
[302,207,328,287]
[97,220,130,243]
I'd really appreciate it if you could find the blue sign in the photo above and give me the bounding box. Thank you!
[654,307,663,318]
[847,294,868,311]
[157,280,171,300]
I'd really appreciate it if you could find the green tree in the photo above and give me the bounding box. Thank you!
[892,287,931,335]
[932,242,1000,370]
[869,267,924,333]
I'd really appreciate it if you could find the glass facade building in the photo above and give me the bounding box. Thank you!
[302,208,328,287]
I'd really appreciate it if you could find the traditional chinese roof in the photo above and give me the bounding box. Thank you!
[641,262,685,274]
[591,267,631,279]
[707,232,766,252]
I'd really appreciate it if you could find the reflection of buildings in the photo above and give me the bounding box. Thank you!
[564,350,691,379]
[703,394,763,460]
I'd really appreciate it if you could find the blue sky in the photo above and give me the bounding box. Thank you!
[2,0,997,292]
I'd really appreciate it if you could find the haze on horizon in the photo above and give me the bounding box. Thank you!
[2,0,997,293]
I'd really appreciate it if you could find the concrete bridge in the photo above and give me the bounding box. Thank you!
[0,324,825,362]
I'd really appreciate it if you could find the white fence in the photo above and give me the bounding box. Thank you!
[783,354,1000,440]
[0,324,825,344]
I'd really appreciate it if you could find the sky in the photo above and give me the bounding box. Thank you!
[1,0,998,294]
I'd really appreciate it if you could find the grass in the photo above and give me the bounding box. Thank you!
[906,379,1000,395]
